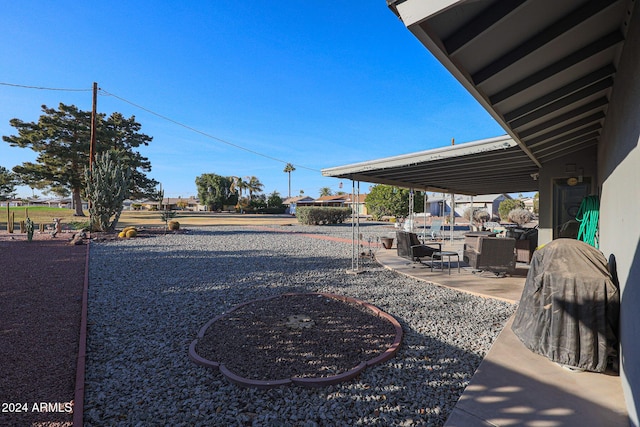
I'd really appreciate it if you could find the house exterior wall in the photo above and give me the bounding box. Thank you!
[536,146,598,245]
[598,6,640,424]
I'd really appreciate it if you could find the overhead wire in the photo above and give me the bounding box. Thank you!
[99,88,320,173]
[0,81,319,173]
[0,82,92,92]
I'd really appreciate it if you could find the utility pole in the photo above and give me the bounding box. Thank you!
[90,82,98,171]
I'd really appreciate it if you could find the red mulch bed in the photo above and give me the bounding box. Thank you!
[0,232,86,427]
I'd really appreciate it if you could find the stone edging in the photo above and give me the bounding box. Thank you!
[188,292,403,389]
[73,242,90,426]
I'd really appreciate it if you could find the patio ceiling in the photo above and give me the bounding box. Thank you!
[322,135,539,195]
[324,0,635,195]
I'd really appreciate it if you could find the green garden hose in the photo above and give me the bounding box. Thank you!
[576,195,600,248]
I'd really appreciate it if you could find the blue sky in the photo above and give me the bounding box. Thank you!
[0,2,505,199]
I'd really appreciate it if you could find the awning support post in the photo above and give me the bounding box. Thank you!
[348,179,362,274]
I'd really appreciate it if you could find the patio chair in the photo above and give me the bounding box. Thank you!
[396,230,441,264]
[429,220,443,240]
[463,235,516,276]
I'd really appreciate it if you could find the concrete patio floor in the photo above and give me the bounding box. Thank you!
[374,242,628,426]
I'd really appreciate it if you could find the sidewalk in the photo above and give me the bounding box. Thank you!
[375,243,628,426]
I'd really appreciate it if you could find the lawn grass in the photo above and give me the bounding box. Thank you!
[1,207,297,232]
[117,211,297,227]
[1,206,89,231]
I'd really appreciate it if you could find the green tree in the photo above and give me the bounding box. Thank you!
[365,185,424,220]
[533,192,539,215]
[100,112,159,200]
[283,163,295,198]
[195,173,236,211]
[245,176,264,200]
[84,150,132,232]
[0,166,17,201]
[498,198,525,221]
[267,190,283,208]
[3,103,159,216]
[319,187,333,197]
[230,176,249,212]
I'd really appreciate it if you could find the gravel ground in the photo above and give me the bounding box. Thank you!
[84,224,515,426]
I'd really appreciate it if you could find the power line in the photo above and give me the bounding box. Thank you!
[99,88,319,172]
[0,82,92,92]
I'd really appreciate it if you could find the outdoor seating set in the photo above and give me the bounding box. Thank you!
[395,226,537,276]
[395,230,460,274]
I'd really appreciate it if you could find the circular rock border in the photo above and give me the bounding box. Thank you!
[188,292,403,389]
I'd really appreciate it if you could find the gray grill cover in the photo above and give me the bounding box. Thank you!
[511,239,619,372]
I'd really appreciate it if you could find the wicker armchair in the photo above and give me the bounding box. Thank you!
[396,230,441,263]
[463,235,516,275]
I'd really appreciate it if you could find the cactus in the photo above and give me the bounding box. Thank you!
[26,218,34,242]
[160,210,177,231]
[8,211,14,233]
[84,150,132,232]
[119,226,138,238]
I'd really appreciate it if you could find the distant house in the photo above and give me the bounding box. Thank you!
[313,194,349,207]
[425,197,454,217]
[425,193,511,219]
[282,196,314,215]
[522,197,536,213]
[344,193,368,216]
[141,196,201,211]
[454,194,511,220]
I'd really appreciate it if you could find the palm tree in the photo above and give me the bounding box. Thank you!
[230,176,248,212]
[245,176,264,200]
[283,163,295,198]
[319,187,333,197]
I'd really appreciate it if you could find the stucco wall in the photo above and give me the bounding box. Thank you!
[536,146,598,245]
[598,5,640,425]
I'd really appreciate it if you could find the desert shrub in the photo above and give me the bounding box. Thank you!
[125,229,138,238]
[463,207,491,227]
[168,220,180,230]
[508,208,534,226]
[498,199,525,220]
[245,207,287,214]
[296,207,351,225]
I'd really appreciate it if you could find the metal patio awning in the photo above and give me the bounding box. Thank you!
[323,0,635,196]
[322,135,539,195]
[385,0,634,167]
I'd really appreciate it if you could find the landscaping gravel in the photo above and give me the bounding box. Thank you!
[85,224,515,426]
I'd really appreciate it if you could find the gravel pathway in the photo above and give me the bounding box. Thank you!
[85,224,515,426]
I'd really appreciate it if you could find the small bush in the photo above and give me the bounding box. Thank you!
[498,199,525,220]
[168,220,180,230]
[244,207,287,214]
[508,208,534,226]
[125,229,138,238]
[296,207,352,225]
[463,207,490,227]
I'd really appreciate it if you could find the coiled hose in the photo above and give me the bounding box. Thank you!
[576,195,600,248]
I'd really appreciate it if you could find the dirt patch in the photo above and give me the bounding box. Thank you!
[0,235,86,426]
[195,294,400,382]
